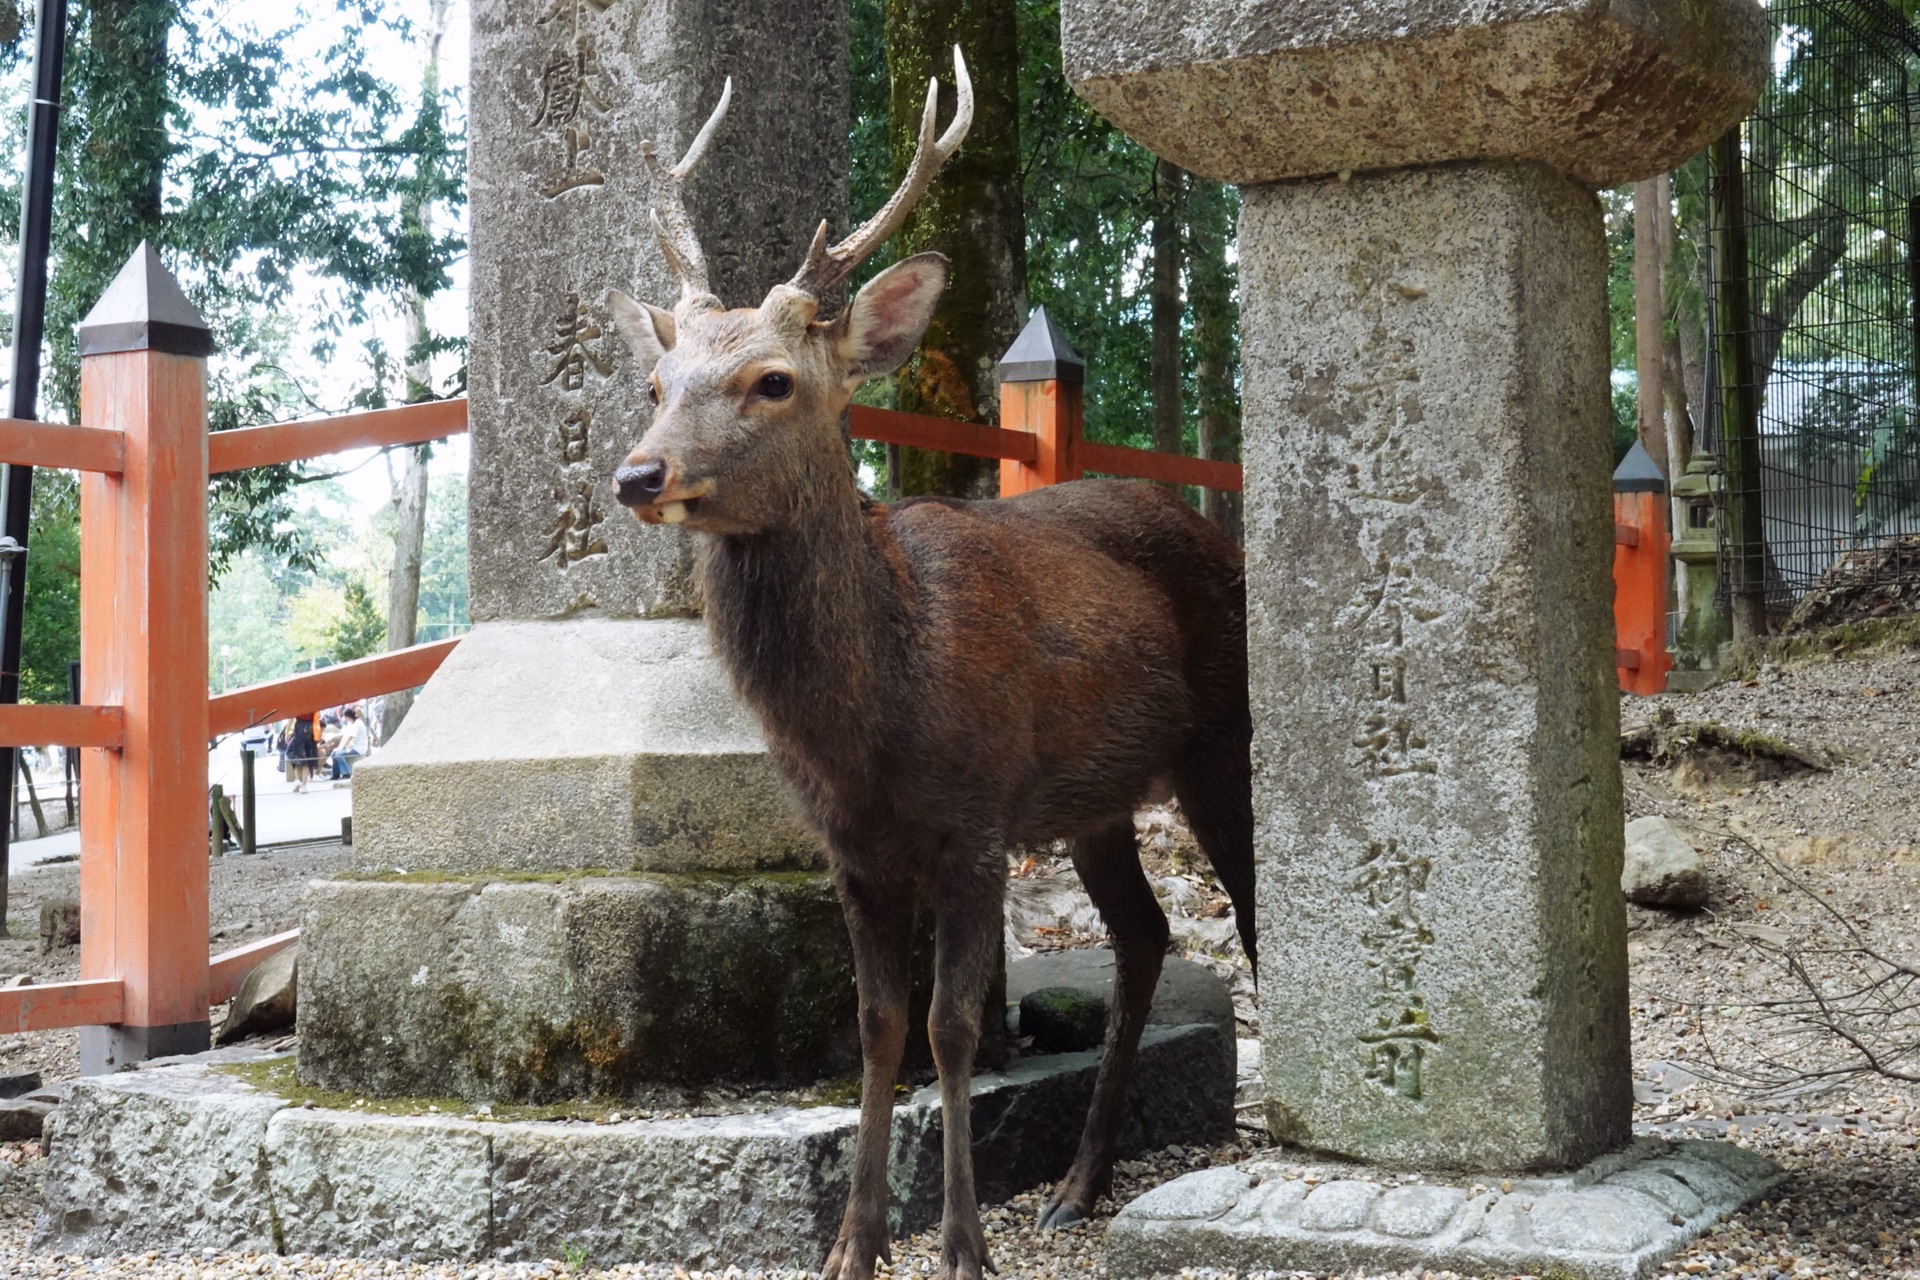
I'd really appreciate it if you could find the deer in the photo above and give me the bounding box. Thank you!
[607,51,1255,1280]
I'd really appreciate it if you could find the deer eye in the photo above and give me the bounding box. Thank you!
[755,372,794,400]
[647,381,660,406]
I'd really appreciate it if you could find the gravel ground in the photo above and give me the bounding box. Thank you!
[0,647,1914,1278]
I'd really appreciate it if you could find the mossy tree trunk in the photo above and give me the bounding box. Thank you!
[887,0,1026,498]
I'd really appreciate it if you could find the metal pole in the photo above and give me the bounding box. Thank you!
[209,783,226,860]
[240,748,256,856]
[0,0,73,937]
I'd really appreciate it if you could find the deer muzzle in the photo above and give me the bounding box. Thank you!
[612,459,712,525]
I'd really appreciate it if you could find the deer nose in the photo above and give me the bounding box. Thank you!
[614,460,667,507]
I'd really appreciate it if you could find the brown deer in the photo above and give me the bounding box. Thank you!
[608,52,1254,1280]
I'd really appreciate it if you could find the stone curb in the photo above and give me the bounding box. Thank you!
[1105,1137,1786,1280]
[37,1024,1232,1268]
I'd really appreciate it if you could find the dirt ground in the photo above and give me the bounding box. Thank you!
[0,643,1916,1277]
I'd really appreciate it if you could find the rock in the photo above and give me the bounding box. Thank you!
[1005,949,1236,1053]
[1624,816,1709,908]
[39,898,78,953]
[0,1070,41,1098]
[0,1098,53,1140]
[217,944,298,1045]
[1019,986,1107,1052]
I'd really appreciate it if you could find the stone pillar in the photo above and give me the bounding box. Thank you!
[302,0,850,1099]
[1061,0,1768,1241]
[352,0,845,873]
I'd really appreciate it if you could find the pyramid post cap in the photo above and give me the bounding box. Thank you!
[997,307,1085,385]
[76,242,213,359]
[1612,439,1667,493]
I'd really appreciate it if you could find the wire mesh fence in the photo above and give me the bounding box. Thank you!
[1705,0,1920,625]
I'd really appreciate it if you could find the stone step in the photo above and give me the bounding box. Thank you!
[38,1025,1233,1268]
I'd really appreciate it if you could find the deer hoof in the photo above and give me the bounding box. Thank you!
[821,1229,890,1280]
[1036,1196,1089,1230]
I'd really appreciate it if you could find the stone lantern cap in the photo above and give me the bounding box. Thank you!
[1062,0,1769,188]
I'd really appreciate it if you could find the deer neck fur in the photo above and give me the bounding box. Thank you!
[698,448,904,811]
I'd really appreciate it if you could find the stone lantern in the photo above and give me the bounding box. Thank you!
[1671,455,1731,683]
[1059,0,1786,1272]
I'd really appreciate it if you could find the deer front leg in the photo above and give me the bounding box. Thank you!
[1039,819,1168,1229]
[928,862,1007,1280]
[823,870,914,1280]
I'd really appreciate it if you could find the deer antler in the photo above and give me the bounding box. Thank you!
[789,47,973,301]
[641,78,733,308]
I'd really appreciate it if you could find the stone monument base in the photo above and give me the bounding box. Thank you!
[1106,1140,1783,1280]
[300,873,1013,1098]
[38,1027,1233,1267]
[354,618,819,875]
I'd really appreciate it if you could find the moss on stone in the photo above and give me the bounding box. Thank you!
[215,1057,627,1122]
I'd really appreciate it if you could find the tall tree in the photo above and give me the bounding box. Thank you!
[1187,176,1241,542]
[887,0,1026,497]
[383,0,453,743]
[1149,158,1184,466]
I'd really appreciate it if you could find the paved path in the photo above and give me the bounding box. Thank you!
[9,735,361,867]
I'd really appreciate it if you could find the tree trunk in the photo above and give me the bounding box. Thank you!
[1187,178,1241,543]
[1150,159,1186,474]
[1632,177,1669,479]
[381,0,450,743]
[887,0,1025,498]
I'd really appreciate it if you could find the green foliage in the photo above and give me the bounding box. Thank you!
[19,471,79,705]
[1611,381,1639,466]
[0,0,465,579]
[209,551,299,690]
[327,579,386,664]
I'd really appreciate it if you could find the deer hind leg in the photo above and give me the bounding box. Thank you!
[927,856,1007,1280]
[1038,816,1169,1229]
[822,869,915,1280]
[1174,729,1257,974]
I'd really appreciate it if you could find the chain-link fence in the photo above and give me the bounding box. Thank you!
[1705,0,1920,627]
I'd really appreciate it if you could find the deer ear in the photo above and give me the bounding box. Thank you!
[834,252,948,381]
[606,290,675,372]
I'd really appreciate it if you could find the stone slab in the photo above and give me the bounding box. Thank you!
[354,617,821,874]
[468,0,846,619]
[1105,1138,1786,1280]
[36,1025,1231,1267]
[1061,0,1767,187]
[298,873,860,1097]
[1241,162,1631,1169]
[38,1058,285,1255]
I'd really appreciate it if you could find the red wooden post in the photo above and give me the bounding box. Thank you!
[1613,441,1672,696]
[997,307,1085,495]
[76,244,214,1071]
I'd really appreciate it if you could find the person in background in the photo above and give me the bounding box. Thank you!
[330,706,371,783]
[286,712,322,793]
